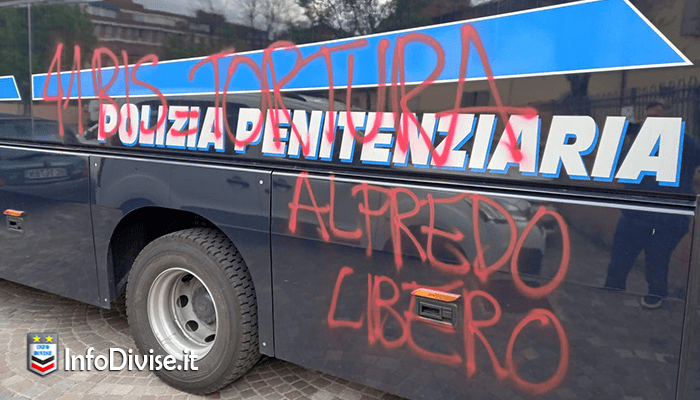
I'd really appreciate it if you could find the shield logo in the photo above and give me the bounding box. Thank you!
[27,333,58,376]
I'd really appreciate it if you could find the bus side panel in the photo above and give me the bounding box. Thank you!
[271,171,690,399]
[0,146,99,305]
[169,163,273,356]
[677,205,700,400]
[91,156,274,355]
[90,156,172,306]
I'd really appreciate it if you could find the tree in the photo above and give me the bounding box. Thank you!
[0,4,95,112]
[377,0,432,32]
[297,0,390,36]
[31,4,97,72]
[0,7,30,108]
[239,0,261,30]
[260,0,301,40]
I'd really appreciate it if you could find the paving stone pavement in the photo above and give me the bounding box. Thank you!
[0,278,408,400]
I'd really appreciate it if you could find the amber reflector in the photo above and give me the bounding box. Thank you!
[412,288,461,302]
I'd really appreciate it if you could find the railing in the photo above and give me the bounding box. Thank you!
[541,77,700,140]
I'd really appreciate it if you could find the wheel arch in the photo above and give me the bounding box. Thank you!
[104,204,274,356]
[107,206,220,298]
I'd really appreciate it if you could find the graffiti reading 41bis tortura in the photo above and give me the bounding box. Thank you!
[39,21,686,187]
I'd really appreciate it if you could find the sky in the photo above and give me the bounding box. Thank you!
[134,0,198,17]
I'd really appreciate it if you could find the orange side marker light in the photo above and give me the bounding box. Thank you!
[412,288,461,302]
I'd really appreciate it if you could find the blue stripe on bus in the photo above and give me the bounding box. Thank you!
[0,76,21,101]
[32,0,688,100]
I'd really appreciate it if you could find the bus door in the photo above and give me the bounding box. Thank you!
[0,143,98,305]
[270,171,691,400]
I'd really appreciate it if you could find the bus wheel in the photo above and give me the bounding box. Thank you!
[126,228,260,394]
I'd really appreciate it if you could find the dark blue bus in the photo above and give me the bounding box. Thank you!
[1,0,699,398]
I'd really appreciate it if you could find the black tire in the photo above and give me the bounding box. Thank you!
[126,228,260,394]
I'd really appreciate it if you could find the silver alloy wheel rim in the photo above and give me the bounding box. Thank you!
[148,267,218,361]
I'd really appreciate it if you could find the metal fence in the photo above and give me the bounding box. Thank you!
[542,77,700,140]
